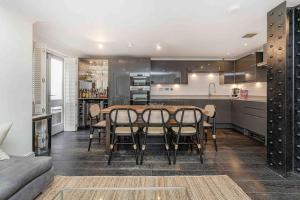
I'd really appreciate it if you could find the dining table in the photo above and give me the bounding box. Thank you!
[101,105,208,152]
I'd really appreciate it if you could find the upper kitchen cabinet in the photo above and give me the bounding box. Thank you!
[235,52,265,83]
[218,61,235,84]
[150,60,234,84]
[108,57,151,105]
[187,60,234,73]
[151,60,188,84]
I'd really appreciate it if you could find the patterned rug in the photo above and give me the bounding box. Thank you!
[37,175,251,200]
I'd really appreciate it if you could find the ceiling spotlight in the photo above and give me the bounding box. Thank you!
[244,43,248,47]
[227,4,240,14]
[98,43,104,49]
[128,43,134,48]
[156,44,162,51]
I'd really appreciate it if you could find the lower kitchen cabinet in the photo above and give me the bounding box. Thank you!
[231,100,267,138]
[150,98,267,142]
[150,99,232,125]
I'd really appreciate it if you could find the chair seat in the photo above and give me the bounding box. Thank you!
[93,120,106,128]
[143,127,167,135]
[172,126,197,134]
[115,127,139,135]
[203,121,212,127]
[168,119,178,125]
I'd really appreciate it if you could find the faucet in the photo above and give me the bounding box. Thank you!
[208,82,216,96]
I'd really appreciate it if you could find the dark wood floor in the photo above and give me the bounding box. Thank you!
[51,129,300,200]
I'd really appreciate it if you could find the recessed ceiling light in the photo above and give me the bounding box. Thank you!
[98,43,104,49]
[227,4,240,14]
[244,43,248,47]
[156,44,162,51]
[128,42,134,48]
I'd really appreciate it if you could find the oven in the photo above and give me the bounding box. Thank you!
[129,73,150,105]
[130,73,150,86]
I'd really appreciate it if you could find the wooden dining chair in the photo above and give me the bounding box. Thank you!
[140,108,171,165]
[203,104,217,151]
[172,108,203,164]
[88,104,106,151]
[108,108,139,165]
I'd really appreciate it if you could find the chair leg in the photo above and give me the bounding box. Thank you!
[130,133,139,165]
[116,136,120,151]
[163,133,171,165]
[195,132,203,164]
[98,130,101,144]
[140,133,147,165]
[173,134,180,164]
[204,129,208,144]
[88,127,94,151]
[189,136,193,152]
[108,134,116,165]
[212,128,218,152]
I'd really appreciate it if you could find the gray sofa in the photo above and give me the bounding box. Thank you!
[0,156,54,200]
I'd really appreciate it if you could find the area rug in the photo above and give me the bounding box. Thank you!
[37,175,251,200]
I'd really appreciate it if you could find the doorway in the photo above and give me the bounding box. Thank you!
[47,54,64,134]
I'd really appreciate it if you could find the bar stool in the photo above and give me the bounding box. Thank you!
[203,104,217,151]
[172,108,203,164]
[108,108,139,165]
[140,108,171,165]
[88,104,106,151]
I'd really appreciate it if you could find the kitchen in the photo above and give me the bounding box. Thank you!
[78,55,267,145]
[2,0,300,199]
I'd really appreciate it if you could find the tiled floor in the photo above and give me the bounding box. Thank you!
[51,129,300,200]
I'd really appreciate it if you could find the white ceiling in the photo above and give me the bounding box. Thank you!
[1,0,300,58]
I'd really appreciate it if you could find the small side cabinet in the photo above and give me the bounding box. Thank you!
[32,114,52,156]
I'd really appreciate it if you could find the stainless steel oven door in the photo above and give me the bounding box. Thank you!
[132,79,147,86]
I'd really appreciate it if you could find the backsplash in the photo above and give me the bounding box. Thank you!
[151,73,267,96]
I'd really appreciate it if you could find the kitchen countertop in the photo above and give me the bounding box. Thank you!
[150,95,267,102]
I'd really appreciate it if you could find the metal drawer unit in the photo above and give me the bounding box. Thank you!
[294,6,300,174]
[267,2,295,176]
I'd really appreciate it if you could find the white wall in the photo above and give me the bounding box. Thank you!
[151,73,267,97]
[0,6,33,156]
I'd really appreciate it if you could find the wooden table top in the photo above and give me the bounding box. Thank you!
[102,105,207,115]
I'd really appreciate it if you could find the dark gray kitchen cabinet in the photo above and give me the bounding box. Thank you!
[108,57,151,105]
[150,98,231,124]
[151,61,188,84]
[235,54,257,83]
[231,100,246,127]
[235,52,265,83]
[219,61,235,84]
[151,71,181,84]
[187,61,234,73]
[243,101,267,136]
[150,60,235,84]
[256,67,267,82]
[231,100,267,137]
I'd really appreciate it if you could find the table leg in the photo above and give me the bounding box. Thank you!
[105,113,111,153]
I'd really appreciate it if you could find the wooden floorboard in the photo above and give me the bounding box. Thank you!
[51,129,300,200]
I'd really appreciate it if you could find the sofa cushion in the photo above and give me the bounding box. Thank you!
[0,122,13,160]
[0,156,52,199]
